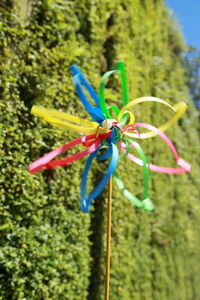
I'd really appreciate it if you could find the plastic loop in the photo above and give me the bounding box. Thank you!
[31,106,108,135]
[122,123,191,174]
[73,74,104,122]
[80,143,118,212]
[70,64,101,107]
[99,61,129,118]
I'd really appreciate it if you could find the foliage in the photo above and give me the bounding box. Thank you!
[0,0,200,299]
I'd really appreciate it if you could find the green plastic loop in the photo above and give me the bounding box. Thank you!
[99,70,119,118]
[125,137,149,200]
[113,137,154,211]
[114,126,121,142]
[106,105,120,118]
[119,112,129,126]
[113,172,154,211]
[99,61,129,118]
[119,138,130,159]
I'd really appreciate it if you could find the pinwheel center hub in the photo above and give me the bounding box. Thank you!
[102,119,117,130]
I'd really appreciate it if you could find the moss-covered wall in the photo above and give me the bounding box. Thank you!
[0,0,199,299]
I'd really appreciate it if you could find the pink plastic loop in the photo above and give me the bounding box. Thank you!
[122,125,140,138]
[121,123,191,174]
[112,122,123,132]
[177,158,191,172]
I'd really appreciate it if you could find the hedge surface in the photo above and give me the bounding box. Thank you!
[0,0,200,299]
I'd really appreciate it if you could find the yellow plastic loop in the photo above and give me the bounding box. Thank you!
[31,106,108,135]
[117,97,187,139]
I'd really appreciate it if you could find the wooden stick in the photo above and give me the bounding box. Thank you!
[105,176,112,300]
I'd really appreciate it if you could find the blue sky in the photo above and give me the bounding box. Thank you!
[165,0,200,50]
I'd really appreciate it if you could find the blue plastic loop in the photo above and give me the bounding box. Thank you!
[97,146,112,160]
[70,65,104,123]
[80,143,118,212]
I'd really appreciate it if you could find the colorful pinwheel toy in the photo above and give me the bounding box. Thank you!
[28,62,191,212]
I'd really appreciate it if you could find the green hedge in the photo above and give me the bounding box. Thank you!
[0,0,200,299]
